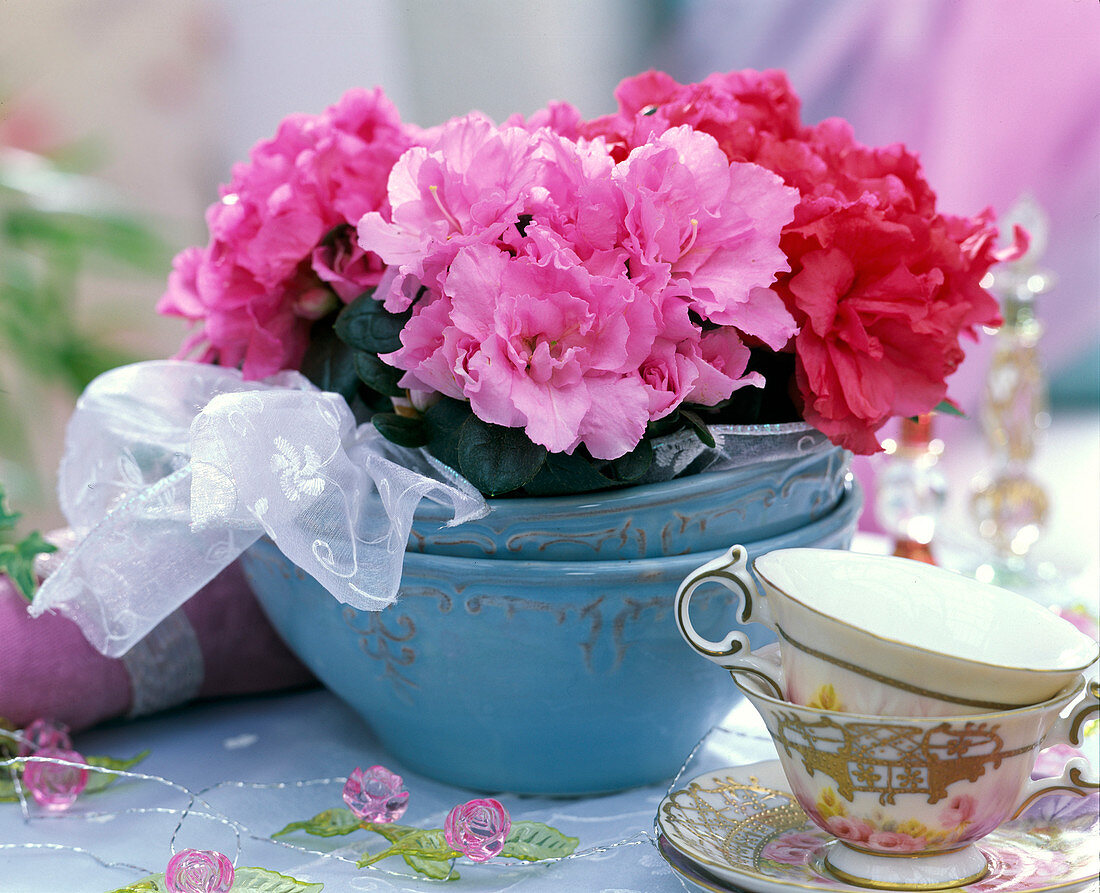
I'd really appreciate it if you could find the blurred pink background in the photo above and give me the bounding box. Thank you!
[2,0,1096,569]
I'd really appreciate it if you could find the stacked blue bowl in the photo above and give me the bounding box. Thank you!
[242,433,862,794]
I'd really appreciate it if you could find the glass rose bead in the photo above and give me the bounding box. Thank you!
[342,765,409,823]
[165,849,234,893]
[444,797,511,863]
[18,718,72,757]
[22,747,88,812]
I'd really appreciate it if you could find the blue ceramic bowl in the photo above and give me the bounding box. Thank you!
[410,437,850,561]
[241,480,863,795]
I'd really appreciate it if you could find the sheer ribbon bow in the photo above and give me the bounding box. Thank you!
[29,361,488,657]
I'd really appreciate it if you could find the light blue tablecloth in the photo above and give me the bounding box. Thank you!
[0,687,779,892]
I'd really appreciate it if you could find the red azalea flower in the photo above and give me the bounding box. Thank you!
[585,70,1010,452]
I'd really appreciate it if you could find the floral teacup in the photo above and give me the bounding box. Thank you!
[735,669,1099,890]
[675,545,1098,715]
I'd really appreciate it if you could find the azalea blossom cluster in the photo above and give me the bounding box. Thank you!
[160,70,1016,456]
[357,114,798,458]
[562,70,1018,452]
[159,87,418,378]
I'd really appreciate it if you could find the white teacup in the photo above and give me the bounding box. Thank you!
[735,667,1099,890]
[675,545,1099,715]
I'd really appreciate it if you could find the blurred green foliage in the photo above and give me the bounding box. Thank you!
[0,482,55,597]
[0,143,171,509]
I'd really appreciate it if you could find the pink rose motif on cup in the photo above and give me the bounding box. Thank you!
[18,718,72,757]
[761,831,822,865]
[342,765,410,823]
[939,793,978,829]
[444,797,512,862]
[22,747,88,812]
[165,848,234,893]
[825,815,873,843]
[866,830,926,854]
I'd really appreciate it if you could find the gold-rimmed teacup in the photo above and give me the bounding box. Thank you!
[735,667,1099,890]
[675,545,1099,716]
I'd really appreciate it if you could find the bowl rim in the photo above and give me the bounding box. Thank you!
[247,477,863,577]
[414,423,843,521]
[402,480,862,574]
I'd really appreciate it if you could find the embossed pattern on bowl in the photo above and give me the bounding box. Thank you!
[410,439,850,560]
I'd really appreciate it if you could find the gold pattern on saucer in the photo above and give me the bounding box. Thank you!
[660,776,807,875]
[770,712,1033,805]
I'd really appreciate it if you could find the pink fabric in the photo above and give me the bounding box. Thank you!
[2,563,313,731]
[2,578,131,730]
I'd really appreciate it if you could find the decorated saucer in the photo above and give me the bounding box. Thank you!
[655,761,1100,893]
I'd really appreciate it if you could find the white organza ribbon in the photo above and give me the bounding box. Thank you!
[29,360,488,657]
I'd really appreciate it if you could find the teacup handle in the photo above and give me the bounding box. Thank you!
[1012,678,1100,818]
[674,545,784,698]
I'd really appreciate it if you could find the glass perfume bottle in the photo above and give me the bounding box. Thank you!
[875,414,946,565]
[969,197,1053,585]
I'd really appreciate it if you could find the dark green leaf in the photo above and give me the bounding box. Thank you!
[457,417,547,496]
[501,821,580,861]
[333,291,410,354]
[299,319,360,402]
[273,807,362,838]
[423,397,473,471]
[352,351,405,397]
[521,450,618,496]
[372,412,428,448]
[609,439,653,483]
[678,409,716,448]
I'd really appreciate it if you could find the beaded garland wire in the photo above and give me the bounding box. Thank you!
[0,720,774,890]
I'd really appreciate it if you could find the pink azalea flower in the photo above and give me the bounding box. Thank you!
[588,69,1013,453]
[358,114,547,313]
[158,87,417,378]
[389,235,654,457]
[361,111,796,459]
[615,126,798,346]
